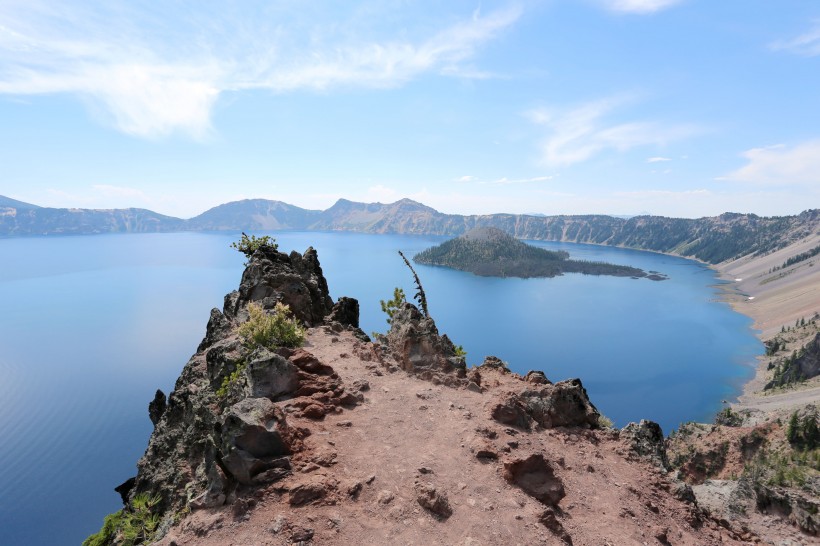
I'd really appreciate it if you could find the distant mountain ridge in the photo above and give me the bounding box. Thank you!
[1,195,818,264]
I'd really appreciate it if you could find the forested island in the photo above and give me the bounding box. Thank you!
[413,227,667,280]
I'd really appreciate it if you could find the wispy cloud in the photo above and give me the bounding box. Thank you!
[721,140,820,187]
[646,156,671,163]
[456,174,555,185]
[92,184,146,197]
[770,21,820,57]
[490,175,554,185]
[0,1,521,139]
[527,96,700,167]
[597,0,684,14]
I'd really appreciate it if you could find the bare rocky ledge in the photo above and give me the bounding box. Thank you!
[92,244,770,545]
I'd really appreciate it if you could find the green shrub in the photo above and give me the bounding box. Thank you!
[231,233,278,262]
[82,493,161,546]
[238,302,305,350]
[82,511,123,546]
[454,345,467,358]
[597,414,615,429]
[379,287,406,325]
[216,361,247,398]
[715,407,743,427]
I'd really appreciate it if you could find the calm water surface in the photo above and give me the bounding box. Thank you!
[0,232,761,545]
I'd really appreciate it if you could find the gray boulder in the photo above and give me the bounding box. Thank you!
[620,419,669,470]
[244,349,300,400]
[220,398,291,485]
[384,303,466,386]
[520,379,600,429]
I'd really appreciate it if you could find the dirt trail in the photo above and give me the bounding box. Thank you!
[155,328,748,546]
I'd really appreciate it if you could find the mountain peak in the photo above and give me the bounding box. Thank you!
[0,195,40,209]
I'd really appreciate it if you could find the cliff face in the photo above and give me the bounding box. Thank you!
[86,245,764,545]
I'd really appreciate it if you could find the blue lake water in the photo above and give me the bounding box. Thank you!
[0,231,761,545]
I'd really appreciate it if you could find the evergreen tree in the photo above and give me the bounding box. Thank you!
[787,411,800,445]
[802,415,819,449]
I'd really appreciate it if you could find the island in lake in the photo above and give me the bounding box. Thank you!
[413,227,667,280]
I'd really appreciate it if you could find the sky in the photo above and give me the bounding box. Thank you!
[0,0,818,219]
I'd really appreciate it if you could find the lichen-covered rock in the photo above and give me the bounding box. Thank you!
[383,303,467,386]
[621,419,669,470]
[244,349,300,400]
[126,246,337,519]
[219,398,291,485]
[205,337,244,390]
[754,483,819,535]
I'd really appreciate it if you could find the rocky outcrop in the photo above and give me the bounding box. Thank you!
[231,246,333,326]
[490,379,601,431]
[381,303,467,386]
[125,246,348,517]
[148,389,167,426]
[621,419,669,470]
[766,332,820,389]
[219,398,292,485]
[754,483,819,536]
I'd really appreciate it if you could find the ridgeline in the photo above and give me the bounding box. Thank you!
[2,195,819,265]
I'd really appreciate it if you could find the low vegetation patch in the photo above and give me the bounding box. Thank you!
[83,493,162,546]
[238,302,306,351]
[216,360,247,398]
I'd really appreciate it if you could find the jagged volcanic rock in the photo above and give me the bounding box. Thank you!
[381,302,467,386]
[126,245,347,516]
[92,245,761,546]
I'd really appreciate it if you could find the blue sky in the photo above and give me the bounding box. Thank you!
[0,0,818,218]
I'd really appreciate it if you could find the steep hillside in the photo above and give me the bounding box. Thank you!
[84,245,758,546]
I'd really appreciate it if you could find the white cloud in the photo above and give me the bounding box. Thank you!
[0,1,521,139]
[770,21,820,57]
[92,184,148,199]
[490,176,554,185]
[646,156,671,163]
[456,174,555,184]
[722,141,820,187]
[597,0,684,14]
[528,96,700,167]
